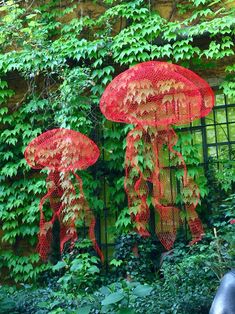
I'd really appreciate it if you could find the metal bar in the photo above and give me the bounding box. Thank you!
[207,141,235,147]
[200,117,209,169]
[211,108,219,159]
[224,95,232,160]
[176,120,235,132]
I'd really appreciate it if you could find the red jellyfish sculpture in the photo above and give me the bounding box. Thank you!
[24,128,103,261]
[100,61,214,250]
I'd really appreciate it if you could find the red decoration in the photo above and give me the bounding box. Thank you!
[25,128,103,261]
[100,61,214,249]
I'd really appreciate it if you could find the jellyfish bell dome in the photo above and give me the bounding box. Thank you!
[24,128,100,172]
[100,61,215,127]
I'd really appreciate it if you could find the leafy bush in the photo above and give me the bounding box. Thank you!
[110,232,161,282]
[0,286,18,314]
[0,281,154,314]
[51,240,102,293]
[1,285,94,314]
[95,280,153,314]
[2,220,234,314]
[132,244,219,313]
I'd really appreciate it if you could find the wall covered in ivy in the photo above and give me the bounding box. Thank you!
[0,0,235,282]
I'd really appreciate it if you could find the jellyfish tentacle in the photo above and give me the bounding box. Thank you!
[72,171,104,262]
[47,171,72,256]
[124,127,150,237]
[47,171,64,224]
[186,193,203,245]
[155,204,180,250]
[89,216,104,263]
[43,171,77,256]
[60,222,77,254]
[167,127,187,185]
[37,184,56,260]
[151,128,181,250]
[167,127,203,244]
[53,172,78,253]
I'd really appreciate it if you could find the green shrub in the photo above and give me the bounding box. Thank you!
[0,286,18,314]
[110,232,161,282]
[0,285,83,314]
[51,240,102,294]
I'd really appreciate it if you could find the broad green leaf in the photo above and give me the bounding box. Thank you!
[87,265,100,273]
[52,260,67,271]
[101,291,125,305]
[132,284,153,297]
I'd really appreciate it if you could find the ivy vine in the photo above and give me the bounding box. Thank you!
[0,0,234,282]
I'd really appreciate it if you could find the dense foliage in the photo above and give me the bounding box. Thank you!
[0,4,234,314]
[0,215,234,313]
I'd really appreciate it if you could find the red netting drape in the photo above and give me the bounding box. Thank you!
[24,128,103,262]
[100,61,214,250]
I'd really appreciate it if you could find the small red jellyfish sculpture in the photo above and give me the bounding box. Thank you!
[25,128,103,261]
[100,61,214,250]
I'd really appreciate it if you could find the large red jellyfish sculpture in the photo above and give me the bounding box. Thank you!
[100,61,214,250]
[25,128,103,261]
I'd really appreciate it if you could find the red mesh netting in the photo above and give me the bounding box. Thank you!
[100,61,214,250]
[24,128,103,262]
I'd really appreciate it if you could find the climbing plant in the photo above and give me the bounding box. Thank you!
[0,0,234,282]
